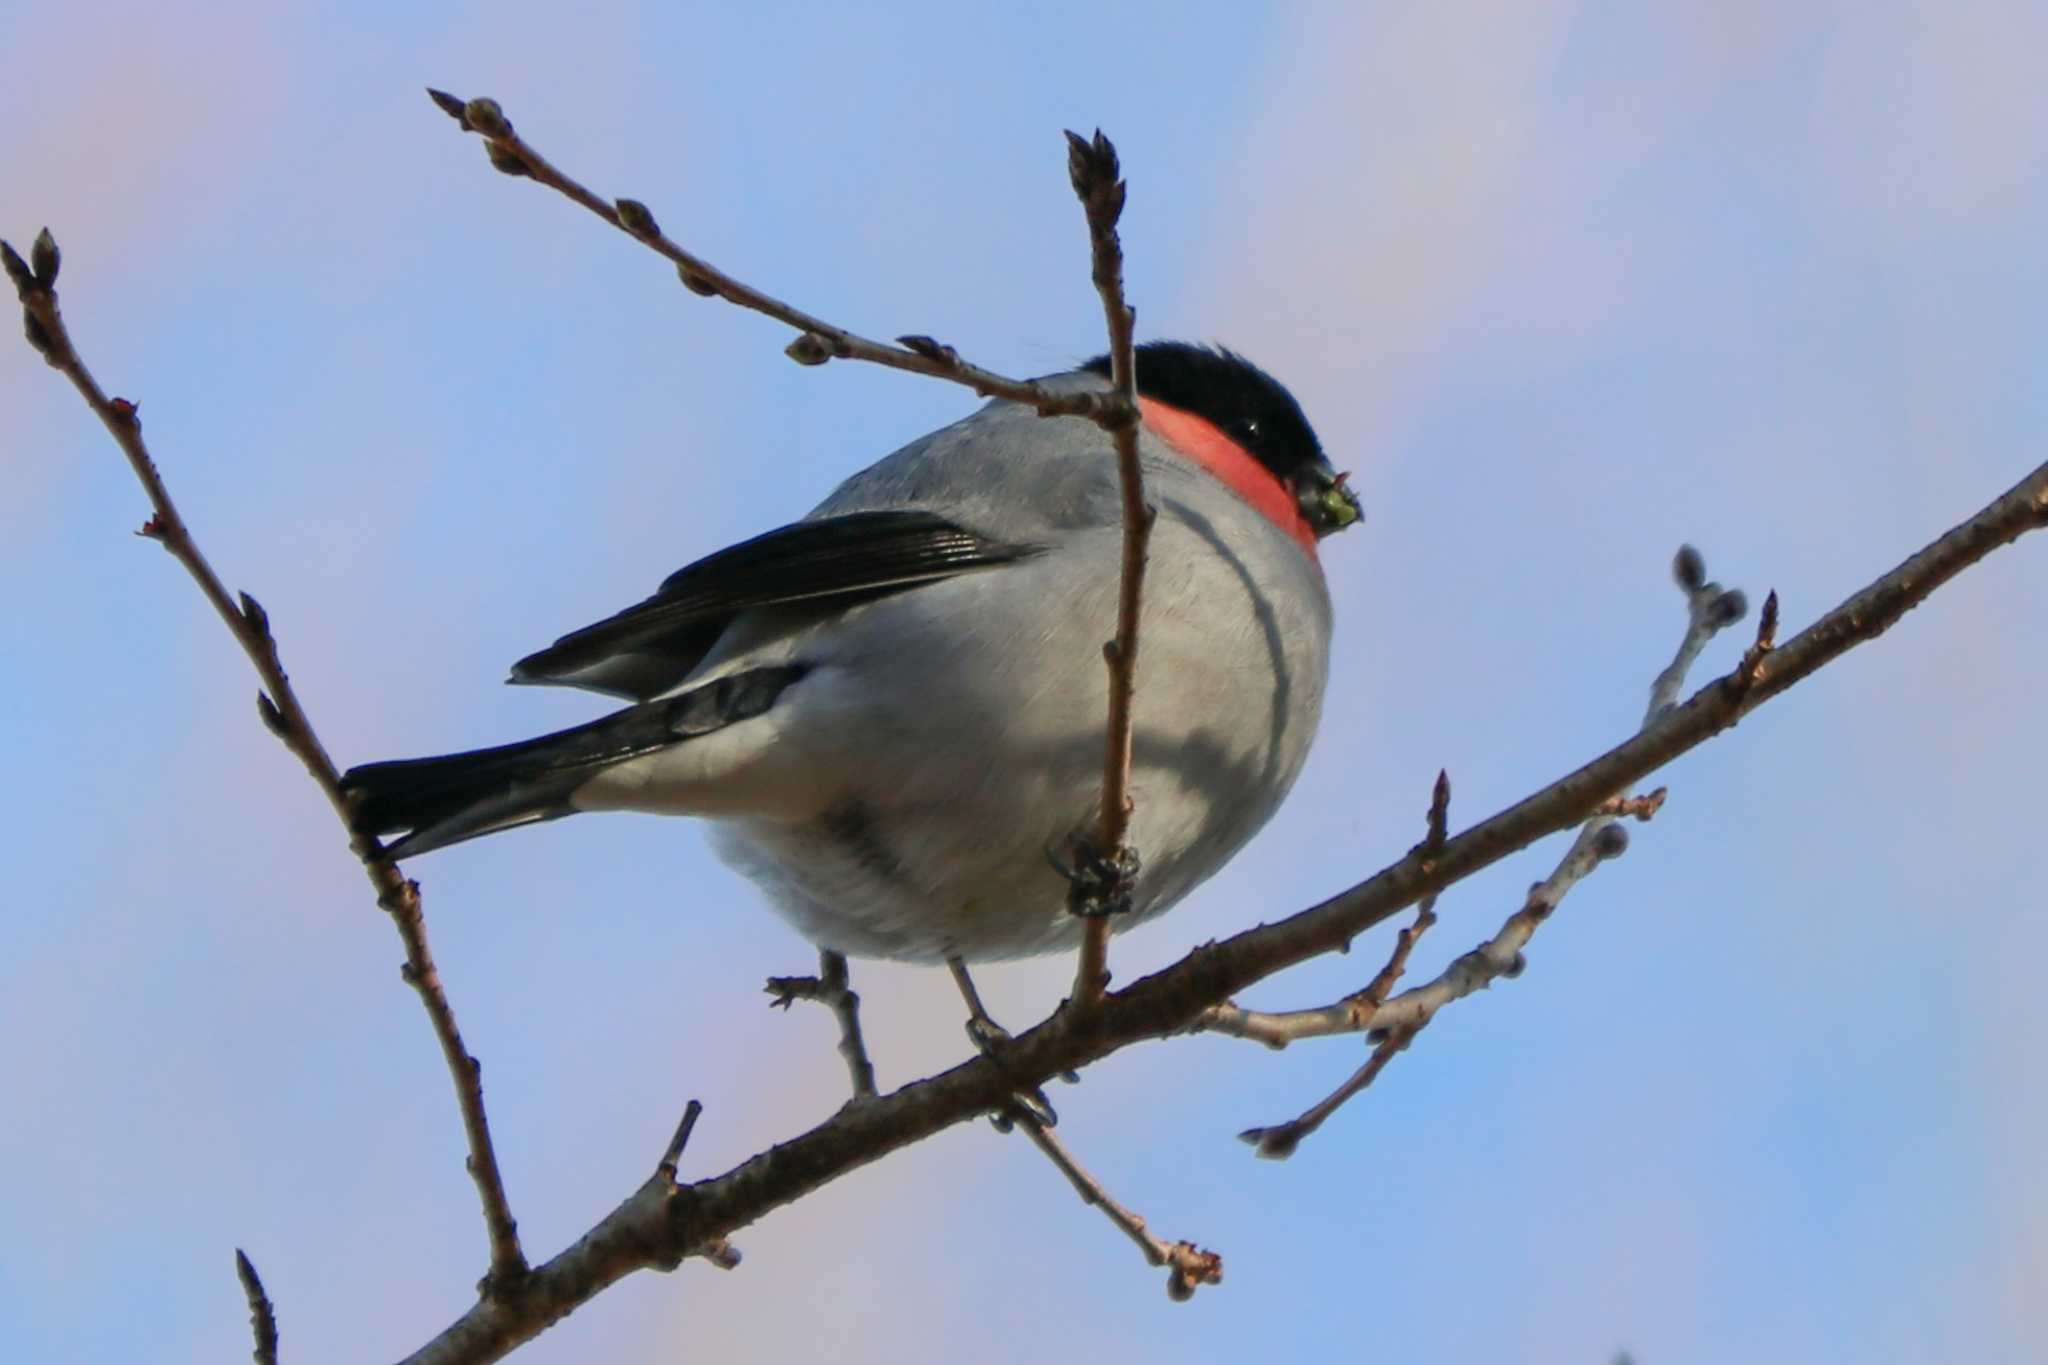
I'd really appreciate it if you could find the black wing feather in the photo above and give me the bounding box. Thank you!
[511,510,1039,697]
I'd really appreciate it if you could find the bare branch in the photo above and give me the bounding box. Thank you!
[1240,1030,1415,1161]
[1356,770,1452,1012]
[1649,545,1744,720]
[5,234,529,1295]
[420,91,1111,419]
[1241,816,1634,1157]
[766,950,878,1103]
[655,1099,705,1182]
[1065,128,1146,1012]
[650,1101,741,1271]
[235,1249,279,1365]
[1010,1105,1222,1301]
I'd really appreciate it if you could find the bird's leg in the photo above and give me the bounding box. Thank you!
[945,954,1007,1052]
[946,955,1072,1130]
[765,948,877,1103]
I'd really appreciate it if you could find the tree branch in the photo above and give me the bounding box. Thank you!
[1239,816,1634,1158]
[2,233,530,1295]
[420,90,1111,419]
[1064,128,1147,1011]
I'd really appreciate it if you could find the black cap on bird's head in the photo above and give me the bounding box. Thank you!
[1083,341,1362,537]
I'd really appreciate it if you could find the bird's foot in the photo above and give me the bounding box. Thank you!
[947,955,1070,1130]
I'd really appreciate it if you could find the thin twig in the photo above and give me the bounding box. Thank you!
[235,1249,279,1365]
[1241,822,1628,1157]
[1066,128,1146,1012]
[655,1100,705,1183]
[649,1101,740,1269]
[1358,770,1453,1009]
[421,91,1110,419]
[3,234,529,1295]
[766,950,878,1102]
[1240,1030,1417,1161]
[1010,1105,1222,1301]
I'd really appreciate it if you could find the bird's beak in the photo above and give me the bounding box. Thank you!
[1297,463,1363,538]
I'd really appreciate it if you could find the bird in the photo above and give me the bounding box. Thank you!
[341,341,1360,965]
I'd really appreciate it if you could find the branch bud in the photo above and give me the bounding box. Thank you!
[1,239,32,297]
[485,144,531,178]
[897,334,960,365]
[785,333,833,367]
[1063,129,1127,228]
[1592,822,1630,860]
[676,264,719,296]
[238,590,271,639]
[1239,1124,1299,1160]
[614,198,659,237]
[1707,589,1749,629]
[23,312,56,360]
[425,87,469,124]
[462,97,511,139]
[30,228,60,287]
[1672,544,1706,592]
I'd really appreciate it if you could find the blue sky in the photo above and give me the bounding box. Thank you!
[5,3,2047,1361]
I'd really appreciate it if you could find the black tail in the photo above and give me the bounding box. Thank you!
[342,664,807,858]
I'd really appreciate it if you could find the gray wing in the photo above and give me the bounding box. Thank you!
[509,510,1041,700]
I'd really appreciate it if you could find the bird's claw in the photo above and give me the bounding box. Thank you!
[964,1014,1061,1129]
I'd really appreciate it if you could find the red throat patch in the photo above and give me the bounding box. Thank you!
[1137,396,1318,554]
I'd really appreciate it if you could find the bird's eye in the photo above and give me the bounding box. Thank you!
[1238,418,1261,439]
